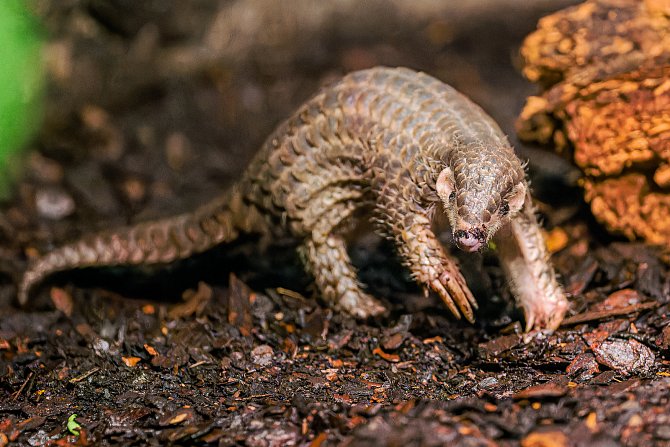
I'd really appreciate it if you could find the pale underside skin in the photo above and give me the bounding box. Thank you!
[19,67,569,331]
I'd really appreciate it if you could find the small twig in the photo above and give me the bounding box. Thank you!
[188,360,210,369]
[561,301,659,326]
[69,367,101,383]
[275,287,308,303]
[237,393,272,401]
[12,372,34,401]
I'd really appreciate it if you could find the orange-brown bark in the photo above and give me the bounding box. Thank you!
[517,0,670,245]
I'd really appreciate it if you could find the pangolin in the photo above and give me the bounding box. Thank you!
[19,67,568,330]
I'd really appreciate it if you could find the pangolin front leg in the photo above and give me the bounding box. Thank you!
[392,211,477,322]
[369,148,477,322]
[493,197,568,331]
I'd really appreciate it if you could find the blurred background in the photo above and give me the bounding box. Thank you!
[6,0,577,215]
[1,0,580,297]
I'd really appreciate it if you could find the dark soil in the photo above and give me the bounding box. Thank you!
[1,1,669,446]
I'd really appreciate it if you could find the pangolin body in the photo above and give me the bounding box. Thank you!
[19,67,568,330]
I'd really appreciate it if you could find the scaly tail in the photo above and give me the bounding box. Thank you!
[19,188,262,304]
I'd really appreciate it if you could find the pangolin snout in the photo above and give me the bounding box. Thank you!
[453,228,486,252]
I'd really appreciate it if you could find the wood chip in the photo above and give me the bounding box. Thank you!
[373,346,400,363]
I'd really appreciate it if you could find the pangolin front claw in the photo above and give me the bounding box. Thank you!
[523,295,569,333]
[430,272,476,323]
[430,278,462,320]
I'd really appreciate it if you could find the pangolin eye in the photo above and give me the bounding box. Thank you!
[449,191,456,201]
[499,201,510,216]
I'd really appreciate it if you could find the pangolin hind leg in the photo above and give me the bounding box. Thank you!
[298,201,386,318]
[301,234,386,318]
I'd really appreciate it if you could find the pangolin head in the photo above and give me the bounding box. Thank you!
[435,142,527,252]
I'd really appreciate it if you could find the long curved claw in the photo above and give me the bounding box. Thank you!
[524,310,536,333]
[442,270,478,313]
[431,271,476,323]
[452,284,475,323]
[459,276,479,310]
[430,279,462,320]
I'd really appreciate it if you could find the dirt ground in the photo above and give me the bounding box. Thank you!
[1,1,669,446]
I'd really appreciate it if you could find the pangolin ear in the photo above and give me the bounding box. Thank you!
[507,182,527,214]
[436,167,455,200]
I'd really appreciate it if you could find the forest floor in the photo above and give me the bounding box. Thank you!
[1,1,669,446]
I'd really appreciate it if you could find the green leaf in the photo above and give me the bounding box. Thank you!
[0,0,44,196]
[67,413,81,436]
